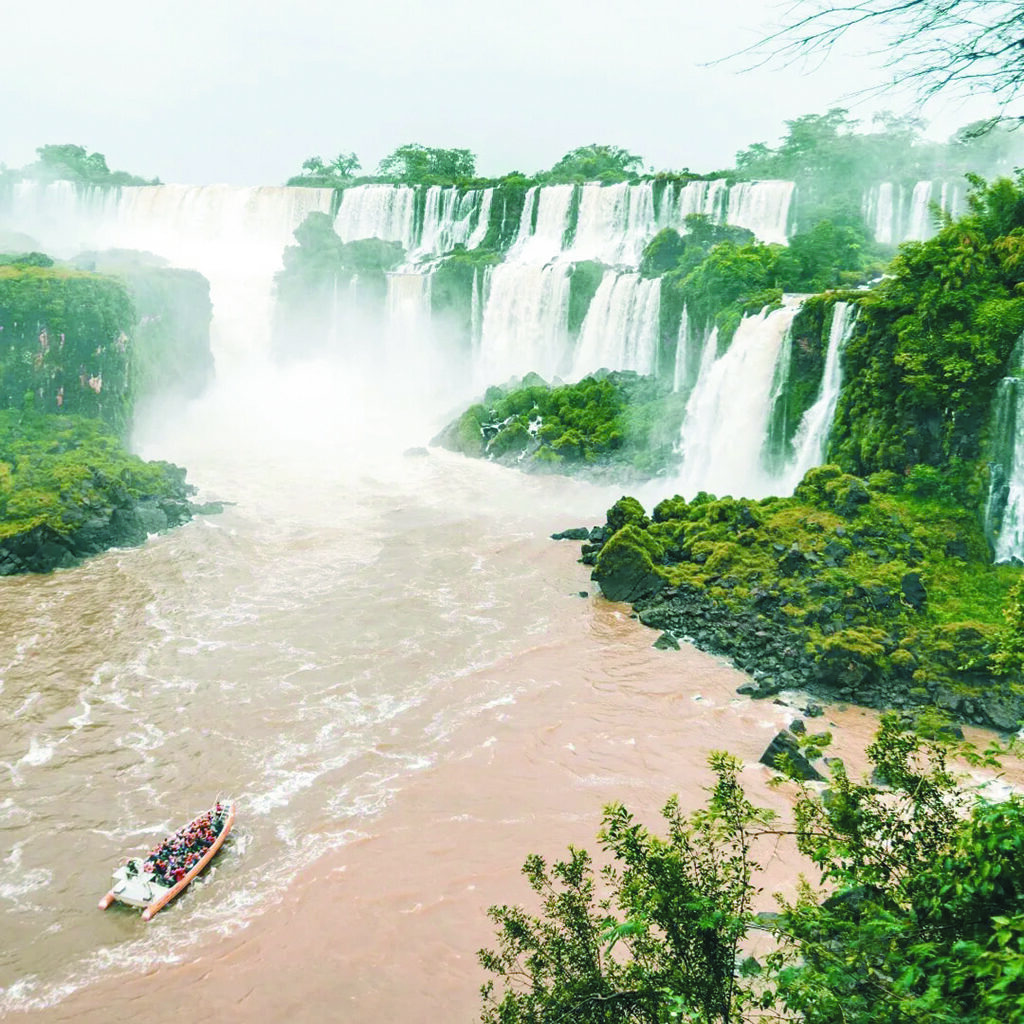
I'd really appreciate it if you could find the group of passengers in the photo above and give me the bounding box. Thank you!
[143,802,227,886]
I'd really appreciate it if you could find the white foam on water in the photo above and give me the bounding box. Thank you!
[18,737,55,767]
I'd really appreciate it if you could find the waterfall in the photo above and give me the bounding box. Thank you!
[906,181,935,241]
[862,180,964,245]
[782,301,857,489]
[987,336,1024,562]
[674,300,802,498]
[0,177,802,410]
[466,188,494,250]
[334,184,493,262]
[510,185,575,263]
[570,272,661,378]
[673,305,691,393]
[568,182,657,265]
[672,179,729,224]
[1,181,335,372]
[334,184,418,249]
[476,263,573,385]
[724,181,795,245]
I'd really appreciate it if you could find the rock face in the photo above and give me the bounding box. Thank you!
[0,497,198,576]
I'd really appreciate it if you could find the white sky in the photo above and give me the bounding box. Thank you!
[2,0,1007,185]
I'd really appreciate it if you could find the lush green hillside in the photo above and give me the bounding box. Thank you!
[0,410,199,574]
[0,265,135,433]
[0,257,215,574]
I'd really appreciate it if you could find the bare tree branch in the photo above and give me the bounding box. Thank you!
[729,0,1024,116]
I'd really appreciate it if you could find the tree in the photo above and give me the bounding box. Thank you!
[480,721,1024,1024]
[546,145,644,183]
[376,144,476,183]
[479,753,771,1024]
[746,1,1024,114]
[772,715,1024,1024]
[287,152,361,187]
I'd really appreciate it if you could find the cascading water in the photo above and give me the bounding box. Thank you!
[333,184,494,263]
[725,181,795,245]
[570,272,661,378]
[567,182,657,265]
[0,181,334,374]
[861,180,964,245]
[986,335,1024,562]
[476,262,573,385]
[313,177,797,387]
[673,305,691,393]
[781,301,857,489]
[674,299,803,498]
[906,181,936,241]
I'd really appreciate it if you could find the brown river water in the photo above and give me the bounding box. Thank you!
[0,367,897,1022]
[0,187,1015,1022]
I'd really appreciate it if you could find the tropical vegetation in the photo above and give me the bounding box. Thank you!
[481,718,1024,1023]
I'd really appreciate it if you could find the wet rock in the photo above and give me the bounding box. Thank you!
[653,631,680,651]
[190,501,225,516]
[758,731,825,782]
[403,446,429,457]
[551,526,591,541]
[789,719,806,735]
[900,572,927,611]
[578,590,589,598]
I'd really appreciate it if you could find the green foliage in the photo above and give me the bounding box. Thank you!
[775,216,875,291]
[0,409,189,539]
[286,151,361,187]
[590,471,1024,707]
[733,109,1018,234]
[639,229,687,278]
[992,576,1024,675]
[0,252,54,268]
[25,144,156,186]
[272,212,405,356]
[377,144,476,184]
[430,245,502,343]
[544,144,644,184]
[665,239,781,348]
[568,261,606,336]
[830,172,1024,476]
[70,252,213,404]
[480,753,772,1023]
[482,723,1024,1024]
[433,372,688,483]
[0,266,135,435]
[773,716,1024,1024]
[607,495,649,533]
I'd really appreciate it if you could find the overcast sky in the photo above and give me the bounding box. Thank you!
[2,0,1005,185]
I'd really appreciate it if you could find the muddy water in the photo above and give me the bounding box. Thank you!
[0,378,890,1021]
[7,358,1017,1022]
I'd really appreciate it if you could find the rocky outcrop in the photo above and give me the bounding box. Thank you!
[0,497,215,576]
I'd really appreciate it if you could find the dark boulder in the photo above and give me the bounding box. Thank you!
[653,631,680,651]
[900,572,927,611]
[758,731,825,782]
[551,526,591,541]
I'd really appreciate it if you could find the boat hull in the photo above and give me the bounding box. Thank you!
[98,803,235,920]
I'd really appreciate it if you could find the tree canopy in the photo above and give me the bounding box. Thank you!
[285,152,361,187]
[480,718,1024,1023]
[376,144,476,183]
[545,144,645,183]
[27,144,156,186]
